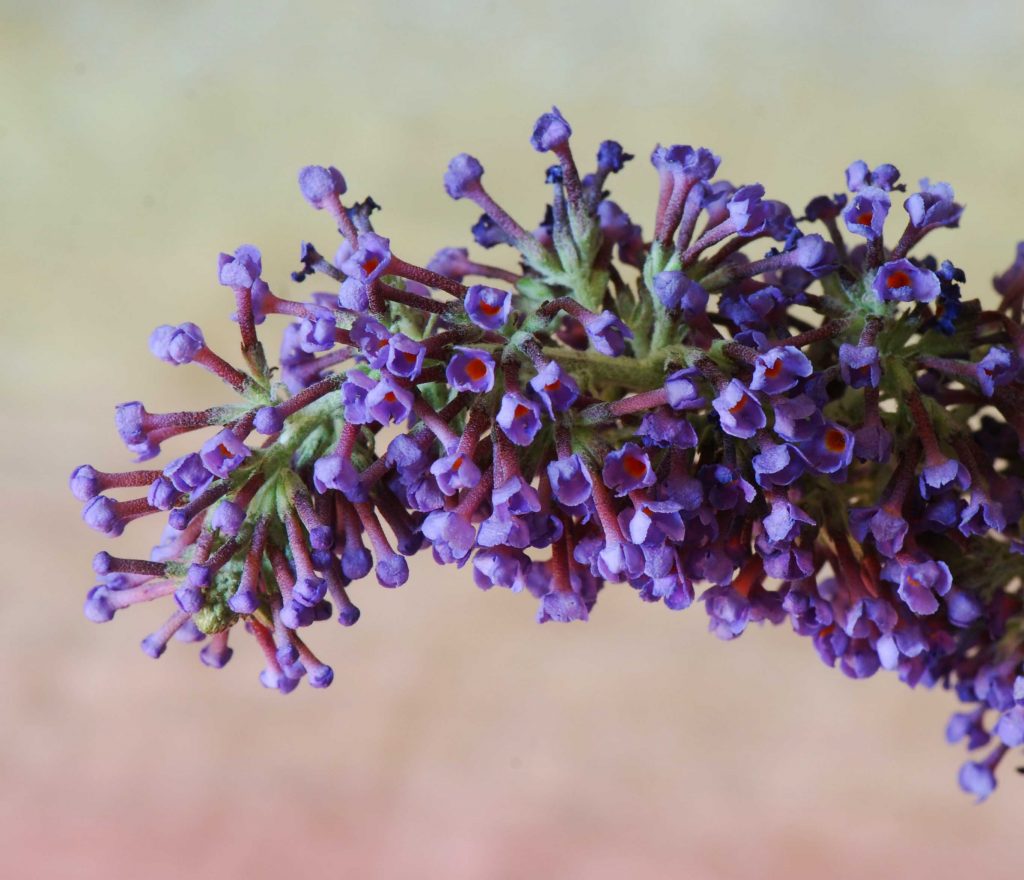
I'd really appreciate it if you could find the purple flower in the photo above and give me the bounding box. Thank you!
[496,392,542,446]
[996,707,1024,747]
[537,590,589,623]
[464,285,512,330]
[750,346,812,395]
[905,180,963,229]
[842,187,889,241]
[385,333,426,380]
[873,259,940,303]
[800,423,854,474]
[583,310,633,357]
[898,559,952,616]
[444,153,484,199]
[298,165,346,208]
[637,409,698,449]
[199,429,250,479]
[974,346,1016,396]
[338,277,369,311]
[849,506,908,557]
[712,380,767,439]
[297,313,336,353]
[149,323,204,365]
[603,443,656,496]
[703,585,750,640]
[772,395,823,443]
[528,361,579,416]
[653,271,708,316]
[597,140,632,174]
[210,500,245,536]
[473,548,529,591]
[789,233,838,277]
[839,344,881,388]
[313,454,366,501]
[846,161,901,192]
[82,496,126,537]
[958,759,997,802]
[726,184,769,235]
[665,368,705,410]
[341,232,392,284]
[422,510,476,564]
[530,106,572,152]
[365,373,413,425]
[164,453,214,495]
[547,455,593,508]
[752,443,807,488]
[446,346,495,392]
[218,245,262,289]
[430,451,482,497]
[350,316,391,368]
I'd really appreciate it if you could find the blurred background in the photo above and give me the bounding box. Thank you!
[3,1,1024,876]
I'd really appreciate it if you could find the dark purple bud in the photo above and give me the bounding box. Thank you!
[653,271,708,316]
[376,553,410,588]
[147,476,180,510]
[338,277,369,311]
[149,322,205,365]
[70,465,101,501]
[530,106,572,152]
[82,496,126,537]
[596,140,632,174]
[298,165,346,208]
[444,153,485,200]
[84,586,116,622]
[218,245,262,289]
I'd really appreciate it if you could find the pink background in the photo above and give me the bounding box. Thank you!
[3,1,1024,876]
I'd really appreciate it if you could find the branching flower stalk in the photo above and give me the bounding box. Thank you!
[71,107,1024,799]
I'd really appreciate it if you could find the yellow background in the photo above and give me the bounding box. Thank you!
[2,1,1024,876]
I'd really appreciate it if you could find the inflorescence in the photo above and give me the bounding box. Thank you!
[72,107,1024,799]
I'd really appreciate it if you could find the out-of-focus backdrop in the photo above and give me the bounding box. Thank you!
[2,1,1023,877]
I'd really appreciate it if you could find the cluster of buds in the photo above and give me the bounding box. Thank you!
[72,107,1024,798]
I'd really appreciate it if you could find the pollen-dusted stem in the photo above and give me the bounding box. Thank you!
[323,196,360,246]
[577,387,670,426]
[377,281,449,314]
[192,346,254,394]
[465,183,554,269]
[411,397,459,450]
[388,256,468,299]
[781,317,853,349]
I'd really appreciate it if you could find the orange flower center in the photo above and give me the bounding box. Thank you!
[623,455,647,479]
[886,270,911,289]
[824,428,847,453]
[465,358,487,381]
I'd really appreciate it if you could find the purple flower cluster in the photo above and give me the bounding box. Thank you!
[72,107,1024,798]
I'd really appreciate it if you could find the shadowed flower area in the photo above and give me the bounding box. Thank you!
[68,103,1024,801]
